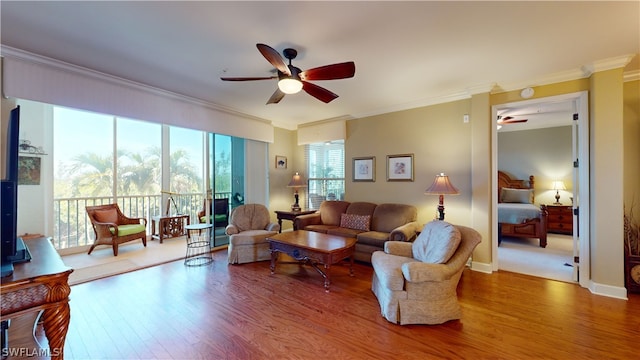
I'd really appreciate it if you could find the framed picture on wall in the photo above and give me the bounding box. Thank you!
[275,155,287,169]
[387,154,414,181]
[353,156,375,182]
[18,156,41,185]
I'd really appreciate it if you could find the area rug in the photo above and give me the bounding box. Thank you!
[498,234,574,283]
[63,237,190,285]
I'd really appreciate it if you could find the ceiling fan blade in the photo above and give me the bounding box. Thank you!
[300,62,355,81]
[497,117,528,124]
[256,43,290,75]
[220,76,277,81]
[302,81,338,103]
[266,88,285,104]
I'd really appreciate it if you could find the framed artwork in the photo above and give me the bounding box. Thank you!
[353,156,375,182]
[275,155,287,169]
[387,154,414,181]
[18,156,41,185]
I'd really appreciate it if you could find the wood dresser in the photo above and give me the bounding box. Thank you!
[1,236,73,359]
[545,205,573,235]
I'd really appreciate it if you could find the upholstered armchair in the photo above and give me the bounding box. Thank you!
[371,221,481,325]
[197,197,229,228]
[86,204,147,256]
[225,204,280,264]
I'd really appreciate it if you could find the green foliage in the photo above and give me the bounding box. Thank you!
[56,146,203,198]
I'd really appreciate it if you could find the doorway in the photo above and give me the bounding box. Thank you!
[492,91,589,287]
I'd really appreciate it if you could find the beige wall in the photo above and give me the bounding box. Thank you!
[345,99,473,227]
[267,127,302,231]
[590,69,625,287]
[623,79,640,221]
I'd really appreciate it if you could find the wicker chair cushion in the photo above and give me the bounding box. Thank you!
[94,209,118,223]
[200,215,228,223]
[109,224,146,236]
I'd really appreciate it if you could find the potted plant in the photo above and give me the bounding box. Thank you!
[624,203,640,293]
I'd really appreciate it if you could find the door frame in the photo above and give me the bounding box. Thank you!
[491,91,590,288]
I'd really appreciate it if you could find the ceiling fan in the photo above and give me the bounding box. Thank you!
[220,43,355,104]
[497,115,528,125]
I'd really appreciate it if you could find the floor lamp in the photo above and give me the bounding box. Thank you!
[161,190,180,216]
[424,173,459,221]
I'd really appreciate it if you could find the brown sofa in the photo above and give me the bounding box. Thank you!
[294,201,419,263]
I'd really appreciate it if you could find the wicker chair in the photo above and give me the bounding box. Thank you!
[86,204,147,256]
[197,198,229,228]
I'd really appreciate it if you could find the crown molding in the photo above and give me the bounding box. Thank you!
[581,54,635,76]
[351,91,471,120]
[624,69,640,82]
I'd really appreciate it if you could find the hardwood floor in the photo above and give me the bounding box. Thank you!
[52,250,639,359]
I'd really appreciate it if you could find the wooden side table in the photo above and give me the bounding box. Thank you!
[151,214,190,243]
[274,210,317,233]
[545,205,573,235]
[1,237,73,360]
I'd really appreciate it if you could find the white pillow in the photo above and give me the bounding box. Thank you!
[412,221,461,264]
[501,188,534,204]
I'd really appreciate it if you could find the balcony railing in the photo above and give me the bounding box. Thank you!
[52,192,231,250]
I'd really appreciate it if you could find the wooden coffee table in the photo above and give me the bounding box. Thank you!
[267,230,356,292]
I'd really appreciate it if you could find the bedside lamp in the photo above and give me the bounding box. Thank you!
[287,172,307,211]
[425,173,459,221]
[552,180,566,205]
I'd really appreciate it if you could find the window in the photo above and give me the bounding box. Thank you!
[306,140,345,209]
[48,103,245,252]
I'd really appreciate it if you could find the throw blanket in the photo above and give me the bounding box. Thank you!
[498,203,541,223]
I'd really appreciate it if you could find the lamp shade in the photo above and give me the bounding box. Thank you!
[278,78,303,94]
[287,172,307,187]
[425,173,459,195]
[551,180,566,191]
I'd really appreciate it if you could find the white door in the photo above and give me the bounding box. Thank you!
[571,110,580,282]
[572,92,590,287]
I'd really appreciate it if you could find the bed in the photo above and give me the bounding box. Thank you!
[498,171,548,248]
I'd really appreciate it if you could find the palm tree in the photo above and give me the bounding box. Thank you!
[169,149,202,194]
[119,147,161,195]
[64,152,114,197]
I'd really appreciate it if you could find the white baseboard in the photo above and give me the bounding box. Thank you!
[588,280,628,300]
[471,261,492,274]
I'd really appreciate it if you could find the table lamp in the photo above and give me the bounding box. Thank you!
[552,180,566,205]
[425,173,459,221]
[287,172,307,211]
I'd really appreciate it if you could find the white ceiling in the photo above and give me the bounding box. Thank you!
[1,1,638,130]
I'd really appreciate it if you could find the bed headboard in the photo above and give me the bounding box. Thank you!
[498,171,535,202]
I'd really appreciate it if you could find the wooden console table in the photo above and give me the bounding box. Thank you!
[274,210,317,233]
[1,237,73,360]
[151,214,190,243]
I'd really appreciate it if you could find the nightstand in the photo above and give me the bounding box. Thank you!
[546,205,573,235]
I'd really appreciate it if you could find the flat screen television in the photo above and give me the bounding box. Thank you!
[1,105,30,278]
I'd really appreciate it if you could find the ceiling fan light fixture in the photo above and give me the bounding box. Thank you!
[278,78,303,94]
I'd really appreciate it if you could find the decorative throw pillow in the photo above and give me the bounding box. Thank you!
[93,209,118,223]
[340,213,371,231]
[412,221,461,264]
[501,188,534,204]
